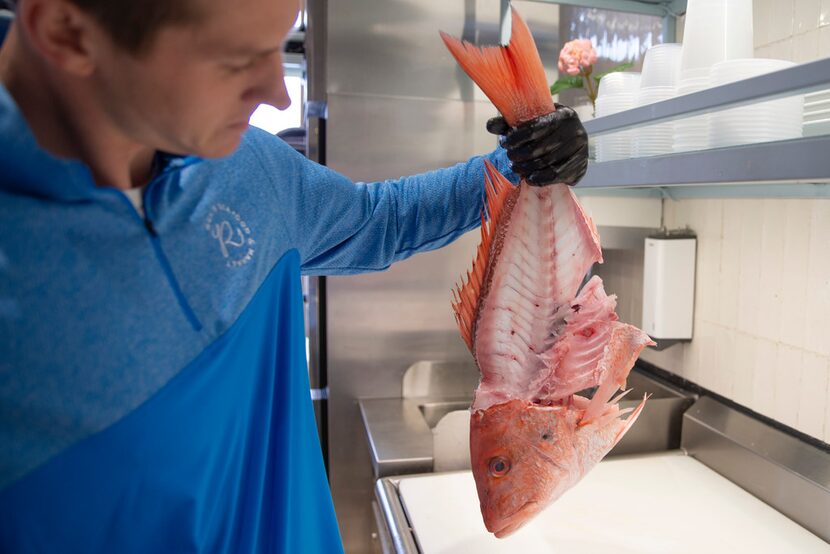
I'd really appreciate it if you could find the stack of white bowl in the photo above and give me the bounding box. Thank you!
[709,59,802,148]
[634,43,681,157]
[804,89,830,137]
[595,72,641,162]
[674,0,754,152]
[673,68,711,152]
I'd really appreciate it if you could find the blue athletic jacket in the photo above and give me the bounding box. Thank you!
[0,14,516,553]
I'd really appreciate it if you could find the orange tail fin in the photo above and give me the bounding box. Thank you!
[440,7,554,125]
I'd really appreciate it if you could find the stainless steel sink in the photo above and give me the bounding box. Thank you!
[359,361,697,478]
[418,399,470,428]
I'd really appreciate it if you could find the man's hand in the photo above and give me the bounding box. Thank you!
[487,103,588,187]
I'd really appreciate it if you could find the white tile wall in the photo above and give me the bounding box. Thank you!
[799,353,829,438]
[757,201,786,342]
[732,332,757,407]
[794,0,822,34]
[805,202,830,357]
[825,375,830,439]
[751,4,764,47]
[593,2,830,445]
[751,339,778,418]
[754,0,830,63]
[778,201,811,350]
[598,196,829,443]
[763,0,796,44]
[774,345,803,430]
[736,201,763,337]
[793,29,821,61]
[755,39,795,61]
[673,2,828,443]
[718,202,741,329]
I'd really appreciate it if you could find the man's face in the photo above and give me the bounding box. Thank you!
[89,0,299,158]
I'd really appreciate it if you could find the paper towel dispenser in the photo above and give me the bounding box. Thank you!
[642,230,697,347]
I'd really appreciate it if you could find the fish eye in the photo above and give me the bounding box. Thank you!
[488,456,511,477]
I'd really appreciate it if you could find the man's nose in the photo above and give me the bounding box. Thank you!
[244,54,292,110]
[270,80,291,110]
[267,63,292,110]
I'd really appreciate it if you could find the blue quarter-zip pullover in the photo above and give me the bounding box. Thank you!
[0,12,517,552]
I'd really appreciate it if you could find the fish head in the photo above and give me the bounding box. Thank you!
[470,396,640,537]
[469,399,581,538]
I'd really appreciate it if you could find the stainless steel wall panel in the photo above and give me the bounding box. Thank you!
[511,0,562,82]
[327,0,495,101]
[327,0,560,101]
[325,94,498,552]
[327,94,499,181]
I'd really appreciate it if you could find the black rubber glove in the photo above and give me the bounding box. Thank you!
[486,103,588,187]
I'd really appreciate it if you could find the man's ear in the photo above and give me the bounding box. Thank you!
[18,0,101,76]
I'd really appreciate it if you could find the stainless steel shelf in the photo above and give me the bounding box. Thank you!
[579,135,830,198]
[576,183,830,200]
[575,56,830,198]
[584,57,830,136]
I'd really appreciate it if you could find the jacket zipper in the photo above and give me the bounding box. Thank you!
[141,211,203,332]
[110,176,203,332]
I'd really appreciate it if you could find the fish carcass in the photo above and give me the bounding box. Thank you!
[441,9,655,538]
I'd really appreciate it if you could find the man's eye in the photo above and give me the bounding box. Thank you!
[225,59,255,73]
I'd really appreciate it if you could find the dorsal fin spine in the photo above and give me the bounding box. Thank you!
[450,160,516,353]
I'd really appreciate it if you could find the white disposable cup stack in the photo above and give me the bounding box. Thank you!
[635,44,681,157]
[679,0,753,75]
[674,73,711,152]
[674,0,754,152]
[708,59,802,148]
[640,43,682,89]
[597,71,643,97]
[595,72,641,162]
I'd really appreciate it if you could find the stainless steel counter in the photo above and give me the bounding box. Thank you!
[374,396,830,553]
[682,396,830,543]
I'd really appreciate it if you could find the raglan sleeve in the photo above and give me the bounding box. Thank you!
[248,130,518,276]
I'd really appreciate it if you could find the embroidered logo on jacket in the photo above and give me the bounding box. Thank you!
[204,203,256,268]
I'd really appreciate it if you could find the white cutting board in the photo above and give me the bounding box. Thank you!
[397,452,829,553]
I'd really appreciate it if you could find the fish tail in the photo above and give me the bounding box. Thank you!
[440,7,554,125]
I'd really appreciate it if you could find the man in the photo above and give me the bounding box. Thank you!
[0,0,588,552]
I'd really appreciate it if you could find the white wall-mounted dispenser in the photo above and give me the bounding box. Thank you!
[642,231,697,345]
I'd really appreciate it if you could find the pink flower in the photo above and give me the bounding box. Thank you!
[558,39,597,76]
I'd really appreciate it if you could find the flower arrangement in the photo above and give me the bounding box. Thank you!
[550,39,633,114]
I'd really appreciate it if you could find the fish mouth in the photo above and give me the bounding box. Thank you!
[491,500,540,538]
